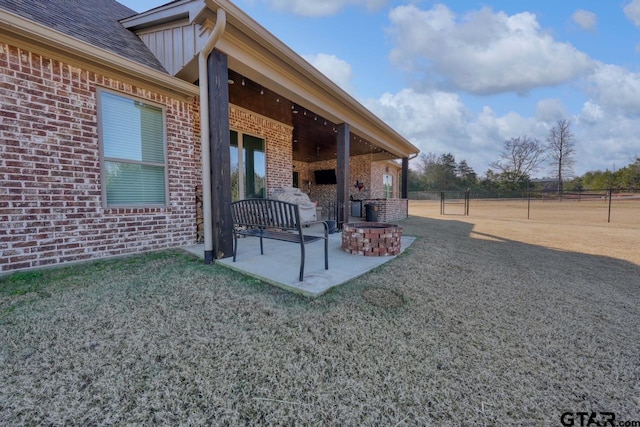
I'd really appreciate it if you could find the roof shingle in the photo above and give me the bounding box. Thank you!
[0,0,166,72]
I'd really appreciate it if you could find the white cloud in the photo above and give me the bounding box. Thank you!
[369,89,468,141]
[265,0,386,16]
[364,85,640,176]
[572,10,597,32]
[388,4,594,95]
[302,53,354,94]
[624,0,640,27]
[535,98,567,122]
[584,62,640,115]
[364,88,544,174]
[578,101,604,124]
[574,111,640,173]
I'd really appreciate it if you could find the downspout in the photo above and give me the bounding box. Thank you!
[199,9,226,264]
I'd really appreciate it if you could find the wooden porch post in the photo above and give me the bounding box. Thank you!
[336,123,350,227]
[208,50,233,258]
[402,157,409,199]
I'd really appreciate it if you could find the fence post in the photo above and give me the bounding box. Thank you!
[465,189,470,216]
[608,188,612,223]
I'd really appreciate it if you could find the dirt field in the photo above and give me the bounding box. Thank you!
[410,199,640,266]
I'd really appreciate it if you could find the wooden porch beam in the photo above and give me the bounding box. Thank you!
[208,49,234,259]
[336,123,350,227]
[402,157,409,199]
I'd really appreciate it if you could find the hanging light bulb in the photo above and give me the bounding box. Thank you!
[241,78,245,86]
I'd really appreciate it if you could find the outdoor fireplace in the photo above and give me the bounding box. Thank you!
[341,222,402,256]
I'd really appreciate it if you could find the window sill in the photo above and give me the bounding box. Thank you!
[104,206,170,214]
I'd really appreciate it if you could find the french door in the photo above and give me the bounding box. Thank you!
[230,130,266,201]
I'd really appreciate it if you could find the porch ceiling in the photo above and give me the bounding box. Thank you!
[228,70,396,163]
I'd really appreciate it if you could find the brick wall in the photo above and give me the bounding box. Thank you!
[370,160,401,198]
[297,155,407,219]
[0,43,200,273]
[304,155,373,208]
[364,161,406,222]
[229,105,293,195]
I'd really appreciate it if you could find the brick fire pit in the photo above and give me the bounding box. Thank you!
[341,222,403,256]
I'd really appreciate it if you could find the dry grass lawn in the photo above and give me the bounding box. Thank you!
[1,201,639,425]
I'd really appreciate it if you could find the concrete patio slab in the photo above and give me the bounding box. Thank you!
[182,224,415,297]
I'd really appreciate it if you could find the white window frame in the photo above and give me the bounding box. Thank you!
[97,88,169,208]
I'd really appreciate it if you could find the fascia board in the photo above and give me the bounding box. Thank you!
[120,0,200,30]
[0,9,198,99]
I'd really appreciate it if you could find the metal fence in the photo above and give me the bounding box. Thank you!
[409,189,640,224]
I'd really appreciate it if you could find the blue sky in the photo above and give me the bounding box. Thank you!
[121,0,640,177]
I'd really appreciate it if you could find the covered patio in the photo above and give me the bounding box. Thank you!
[122,0,419,264]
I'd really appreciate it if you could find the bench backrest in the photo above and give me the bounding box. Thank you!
[231,199,303,232]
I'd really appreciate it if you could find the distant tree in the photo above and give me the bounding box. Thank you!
[415,152,439,190]
[414,152,460,190]
[546,119,576,193]
[411,152,483,191]
[581,170,611,189]
[577,158,640,190]
[491,136,546,189]
[407,168,423,191]
[417,152,438,173]
[564,176,583,191]
[478,169,498,191]
[457,160,477,188]
[438,153,458,190]
[617,158,640,189]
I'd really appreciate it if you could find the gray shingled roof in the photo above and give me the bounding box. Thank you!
[0,0,167,73]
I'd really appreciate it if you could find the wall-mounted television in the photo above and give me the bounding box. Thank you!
[314,169,337,185]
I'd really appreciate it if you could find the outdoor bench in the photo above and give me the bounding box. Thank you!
[230,198,329,281]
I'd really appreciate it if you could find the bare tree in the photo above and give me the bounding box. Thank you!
[417,152,438,176]
[546,119,576,193]
[491,136,546,188]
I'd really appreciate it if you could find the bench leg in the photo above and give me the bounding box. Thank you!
[324,238,328,270]
[233,232,238,262]
[299,242,305,281]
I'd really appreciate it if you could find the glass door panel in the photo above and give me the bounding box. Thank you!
[230,131,265,201]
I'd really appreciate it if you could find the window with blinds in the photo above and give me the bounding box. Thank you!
[98,90,167,207]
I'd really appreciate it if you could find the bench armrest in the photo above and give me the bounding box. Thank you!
[302,220,329,237]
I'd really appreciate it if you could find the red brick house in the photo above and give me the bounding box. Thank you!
[0,0,419,273]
